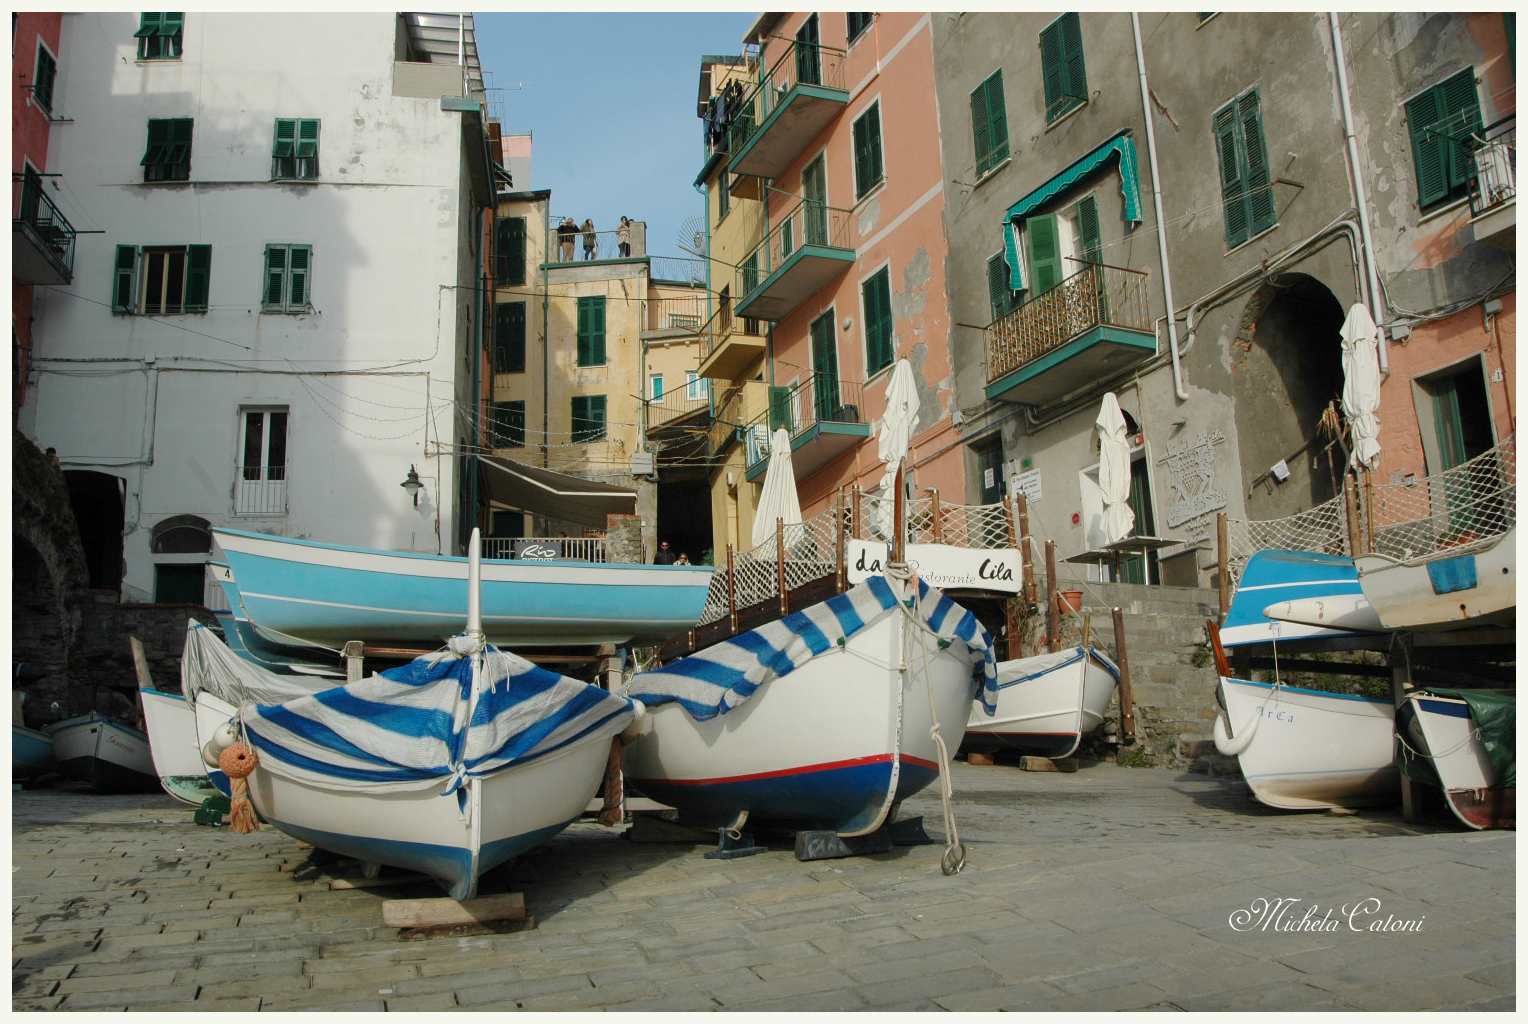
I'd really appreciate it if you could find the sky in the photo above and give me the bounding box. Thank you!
[475,12,758,264]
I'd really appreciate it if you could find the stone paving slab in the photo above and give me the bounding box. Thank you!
[12,762,1515,1012]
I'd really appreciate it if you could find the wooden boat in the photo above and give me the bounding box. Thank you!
[213,527,713,650]
[1353,525,1515,631]
[189,532,639,901]
[1221,549,1380,647]
[964,646,1119,759]
[139,687,222,805]
[1212,675,1398,810]
[208,563,344,677]
[1397,689,1516,830]
[621,574,997,846]
[46,712,160,793]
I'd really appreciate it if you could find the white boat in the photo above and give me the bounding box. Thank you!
[964,646,1119,759]
[1397,689,1515,830]
[46,712,160,793]
[187,532,640,901]
[1212,676,1398,810]
[139,687,222,805]
[1353,525,1515,631]
[621,574,997,846]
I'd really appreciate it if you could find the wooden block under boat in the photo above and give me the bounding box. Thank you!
[965,752,995,766]
[382,893,527,929]
[1019,756,1078,773]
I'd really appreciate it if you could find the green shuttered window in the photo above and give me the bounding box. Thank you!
[1213,90,1276,248]
[847,13,873,44]
[571,395,606,442]
[971,71,1009,177]
[1405,69,1484,210]
[497,217,527,286]
[862,268,894,376]
[262,244,311,312]
[987,252,1019,322]
[576,296,606,366]
[113,244,210,314]
[490,400,526,448]
[494,301,526,373]
[143,118,193,182]
[852,102,884,199]
[33,46,56,113]
[272,118,319,180]
[1040,13,1087,123]
[135,13,183,60]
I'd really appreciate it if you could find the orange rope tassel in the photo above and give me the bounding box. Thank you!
[219,743,262,834]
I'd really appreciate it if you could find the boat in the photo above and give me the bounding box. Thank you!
[213,527,714,650]
[188,532,640,901]
[46,712,160,793]
[139,687,222,805]
[1221,548,1381,647]
[1212,675,1398,810]
[207,563,344,677]
[1397,688,1516,830]
[964,646,1119,759]
[1353,525,1515,632]
[621,573,997,851]
[13,724,55,781]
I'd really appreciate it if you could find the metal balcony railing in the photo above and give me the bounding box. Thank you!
[1468,115,1516,218]
[986,262,1154,384]
[484,536,608,562]
[748,373,865,453]
[726,39,848,157]
[649,255,707,286]
[736,198,852,302]
[12,173,77,280]
[645,379,712,430]
[645,294,707,333]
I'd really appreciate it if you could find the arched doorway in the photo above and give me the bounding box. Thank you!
[151,514,212,603]
[1231,275,1347,521]
[64,470,125,592]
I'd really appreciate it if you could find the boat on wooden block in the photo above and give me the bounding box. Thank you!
[1397,689,1516,830]
[139,687,222,805]
[621,575,997,847]
[213,527,713,651]
[46,712,160,793]
[1213,676,1398,810]
[964,646,1120,759]
[187,536,639,900]
[1222,549,1381,647]
[1353,525,1515,632]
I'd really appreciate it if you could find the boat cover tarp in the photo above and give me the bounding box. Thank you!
[626,575,999,722]
[183,621,331,705]
[477,455,637,530]
[996,646,1120,689]
[1417,687,1516,787]
[184,623,635,794]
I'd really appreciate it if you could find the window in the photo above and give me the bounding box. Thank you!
[971,70,1009,177]
[1040,13,1087,123]
[113,244,211,314]
[650,373,665,401]
[686,371,708,401]
[1213,90,1276,247]
[576,295,606,366]
[496,216,527,285]
[795,14,822,87]
[847,13,874,43]
[987,252,1020,322]
[571,395,606,443]
[152,514,211,604]
[852,101,884,199]
[862,267,894,375]
[1405,69,1484,211]
[236,408,288,515]
[490,400,526,448]
[262,244,311,312]
[490,509,525,539]
[32,44,57,114]
[1017,193,1101,296]
[135,13,183,60]
[493,301,526,373]
[718,168,731,219]
[142,118,192,182]
[272,118,319,180]
[809,310,841,422]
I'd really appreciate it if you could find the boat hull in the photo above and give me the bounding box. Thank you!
[214,528,713,649]
[623,609,977,836]
[13,725,55,780]
[140,689,221,805]
[1221,549,1376,647]
[47,713,160,793]
[965,647,1119,759]
[1399,693,1515,830]
[1354,526,1515,631]
[1214,677,1397,810]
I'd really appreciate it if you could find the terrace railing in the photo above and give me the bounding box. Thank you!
[1468,114,1516,219]
[986,262,1153,384]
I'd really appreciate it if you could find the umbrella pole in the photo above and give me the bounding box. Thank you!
[891,460,907,565]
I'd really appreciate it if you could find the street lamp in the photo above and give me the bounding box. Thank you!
[400,465,423,506]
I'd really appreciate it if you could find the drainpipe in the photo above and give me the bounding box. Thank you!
[1329,12,1388,374]
[542,222,551,469]
[1131,13,1188,402]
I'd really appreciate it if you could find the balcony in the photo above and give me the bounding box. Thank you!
[642,294,707,343]
[985,262,1156,406]
[644,380,713,465]
[744,375,869,482]
[735,198,855,322]
[697,307,767,380]
[12,174,76,285]
[1468,115,1515,251]
[727,40,848,189]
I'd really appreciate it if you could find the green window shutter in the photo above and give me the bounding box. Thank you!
[500,217,527,285]
[263,245,288,308]
[494,301,526,373]
[113,245,138,311]
[167,118,192,165]
[971,79,992,174]
[142,119,169,166]
[972,72,1010,176]
[135,13,162,38]
[1213,103,1249,246]
[1407,70,1483,209]
[1439,71,1483,192]
[853,103,882,199]
[847,12,873,43]
[987,252,1015,322]
[185,244,211,309]
[1237,92,1276,234]
[577,296,606,365]
[1025,214,1062,295]
[769,385,794,432]
[1041,14,1085,123]
[161,13,184,36]
[273,118,296,158]
[295,119,319,158]
[34,49,56,112]
[288,246,310,306]
[572,395,606,442]
[1075,194,1101,264]
[863,269,893,374]
[1061,13,1087,115]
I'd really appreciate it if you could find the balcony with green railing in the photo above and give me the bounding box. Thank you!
[743,373,869,482]
[984,262,1157,406]
[697,302,767,380]
[734,197,854,322]
[726,39,848,188]
[12,173,76,285]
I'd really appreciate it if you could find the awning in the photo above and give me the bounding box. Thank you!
[477,456,637,530]
[1003,129,1143,291]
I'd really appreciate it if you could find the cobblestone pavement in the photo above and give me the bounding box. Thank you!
[13,761,1515,1012]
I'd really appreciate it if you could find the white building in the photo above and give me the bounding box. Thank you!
[21,12,498,603]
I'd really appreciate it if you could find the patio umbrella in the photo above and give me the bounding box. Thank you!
[874,359,920,542]
[751,427,802,552]
[1340,302,1382,472]
[1096,392,1135,546]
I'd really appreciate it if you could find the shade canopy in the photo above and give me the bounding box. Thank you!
[477,456,636,530]
[874,359,920,542]
[752,427,803,550]
[1096,392,1135,546]
[1340,303,1383,472]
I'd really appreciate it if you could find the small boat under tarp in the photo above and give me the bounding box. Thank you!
[964,646,1119,759]
[1397,688,1516,830]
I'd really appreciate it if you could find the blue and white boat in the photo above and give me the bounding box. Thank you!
[46,712,160,793]
[139,687,222,805]
[964,646,1120,759]
[213,528,713,651]
[207,563,344,677]
[621,575,997,844]
[1397,689,1515,830]
[1221,548,1381,647]
[13,722,54,782]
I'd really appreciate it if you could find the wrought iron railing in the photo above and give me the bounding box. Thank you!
[699,306,765,362]
[726,39,848,157]
[1468,114,1515,219]
[645,294,707,332]
[986,262,1154,383]
[735,197,852,305]
[645,384,712,430]
[12,173,77,277]
[649,255,707,286]
[745,373,864,459]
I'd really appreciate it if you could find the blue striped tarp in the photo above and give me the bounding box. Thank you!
[627,576,997,722]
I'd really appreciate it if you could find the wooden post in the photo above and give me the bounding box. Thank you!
[930,488,943,543]
[1045,539,1059,654]
[1017,493,1035,607]
[776,517,787,616]
[726,544,737,633]
[1112,607,1135,741]
[892,460,907,564]
[1362,467,1375,554]
[834,487,846,593]
[1343,472,1361,558]
[1391,633,1417,822]
[1005,598,1021,660]
[851,487,862,542]
[1216,512,1230,624]
[128,637,152,730]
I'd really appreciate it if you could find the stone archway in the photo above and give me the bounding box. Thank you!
[1230,274,1347,521]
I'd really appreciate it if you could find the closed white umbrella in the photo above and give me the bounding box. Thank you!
[1096,392,1135,546]
[751,427,802,551]
[874,359,920,542]
[1340,302,1382,471]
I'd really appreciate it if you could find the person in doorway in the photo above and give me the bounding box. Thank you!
[617,216,631,258]
[581,218,597,260]
[674,552,691,565]
[558,217,577,262]
[45,447,60,469]
[654,540,676,565]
